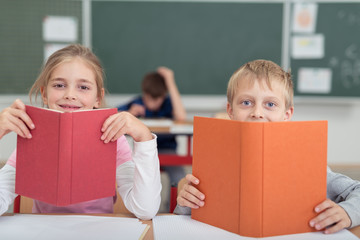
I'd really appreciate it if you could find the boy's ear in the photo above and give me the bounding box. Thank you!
[226,102,233,119]
[94,88,105,108]
[284,106,294,121]
[40,87,48,105]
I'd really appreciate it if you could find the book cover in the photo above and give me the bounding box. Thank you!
[16,105,117,206]
[191,116,327,237]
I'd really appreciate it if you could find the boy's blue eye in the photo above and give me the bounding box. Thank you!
[266,102,275,107]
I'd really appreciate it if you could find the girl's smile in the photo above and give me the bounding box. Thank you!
[41,57,101,112]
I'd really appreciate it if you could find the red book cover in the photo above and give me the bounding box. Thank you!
[191,116,327,237]
[16,105,117,206]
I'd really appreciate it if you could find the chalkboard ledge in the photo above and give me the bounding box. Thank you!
[294,96,360,106]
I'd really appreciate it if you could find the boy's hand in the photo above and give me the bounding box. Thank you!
[177,174,205,209]
[157,66,174,81]
[309,199,351,234]
[157,66,176,88]
[101,111,152,143]
[128,104,145,117]
[0,99,34,139]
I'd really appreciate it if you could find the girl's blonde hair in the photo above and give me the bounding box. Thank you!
[29,44,105,107]
[227,59,294,110]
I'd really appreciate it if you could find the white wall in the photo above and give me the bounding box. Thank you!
[0,94,359,165]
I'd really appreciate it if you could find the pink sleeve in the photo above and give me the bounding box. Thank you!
[6,150,17,168]
[116,135,132,167]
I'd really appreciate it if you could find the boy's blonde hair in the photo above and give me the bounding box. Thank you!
[227,59,294,110]
[29,44,105,107]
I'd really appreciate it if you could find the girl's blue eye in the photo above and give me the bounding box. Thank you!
[79,85,90,90]
[242,100,251,106]
[54,84,64,88]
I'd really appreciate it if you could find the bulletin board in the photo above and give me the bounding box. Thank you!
[290,2,360,97]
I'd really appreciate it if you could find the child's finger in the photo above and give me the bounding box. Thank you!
[101,113,118,132]
[8,114,32,138]
[12,99,26,110]
[177,196,200,209]
[184,184,205,201]
[102,123,118,143]
[314,213,339,230]
[102,117,127,143]
[324,220,349,234]
[6,121,26,138]
[185,174,200,185]
[110,128,127,142]
[15,108,35,130]
[314,199,334,213]
[101,121,116,142]
[177,191,204,209]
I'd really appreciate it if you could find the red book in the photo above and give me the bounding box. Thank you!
[16,106,117,206]
[191,116,327,237]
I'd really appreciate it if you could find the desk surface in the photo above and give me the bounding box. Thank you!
[4,213,360,239]
[142,119,193,135]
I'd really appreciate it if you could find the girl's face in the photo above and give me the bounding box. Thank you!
[41,58,103,112]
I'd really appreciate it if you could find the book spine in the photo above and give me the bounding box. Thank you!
[238,123,264,237]
[57,113,73,206]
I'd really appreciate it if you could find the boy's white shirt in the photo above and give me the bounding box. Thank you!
[0,134,162,220]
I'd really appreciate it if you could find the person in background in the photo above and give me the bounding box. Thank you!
[117,67,187,209]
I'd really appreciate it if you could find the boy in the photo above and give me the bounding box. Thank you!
[117,66,187,184]
[175,60,360,234]
[118,66,186,122]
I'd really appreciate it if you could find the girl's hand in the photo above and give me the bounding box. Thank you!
[309,199,351,234]
[101,111,152,143]
[0,99,34,139]
[177,174,205,209]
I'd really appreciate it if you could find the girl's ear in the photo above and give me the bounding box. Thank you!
[94,88,105,108]
[40,87,48,106]
[226,102,233,119]
[284,106,294,121]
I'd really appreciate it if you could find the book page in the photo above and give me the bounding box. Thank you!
[0,215,148,240]
[152,215,358,240]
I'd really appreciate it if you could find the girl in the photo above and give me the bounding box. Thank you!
[0,44,161,220]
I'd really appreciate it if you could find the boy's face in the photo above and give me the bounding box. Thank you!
[227,78,293,122]
[143,94,165,111]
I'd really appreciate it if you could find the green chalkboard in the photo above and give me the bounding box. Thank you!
[92,1,283,95]
[0,0,82,94]
[291,3,360,97]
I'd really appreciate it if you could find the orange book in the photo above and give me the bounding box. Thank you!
[16,106,117,206]
[191,116,327,237]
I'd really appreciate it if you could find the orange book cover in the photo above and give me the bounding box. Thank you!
[16,106,117,206]
[191,116,327,237]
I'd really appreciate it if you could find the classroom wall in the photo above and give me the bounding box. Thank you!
[0,95,359,165]
[0,0,359,166]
